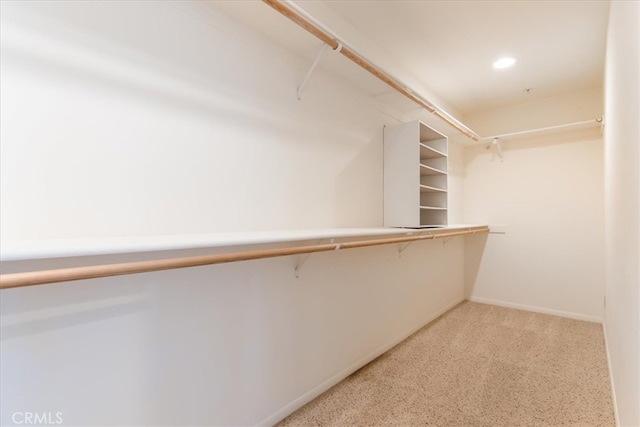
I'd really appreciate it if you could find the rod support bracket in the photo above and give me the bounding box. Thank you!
[297,43,330,100]
[399,232,425,256]
[295,239,328,278]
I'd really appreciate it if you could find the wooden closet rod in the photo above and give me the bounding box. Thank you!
[0,226,488,290]
[261,0,480,142]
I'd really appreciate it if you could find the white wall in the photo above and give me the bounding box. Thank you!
[0,0,390,240]
[461,75,607,324]
[463,129,605,322]
[604,1,640,425]
[0,2,468,425]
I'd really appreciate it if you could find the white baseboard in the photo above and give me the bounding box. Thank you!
[468,296,603,323]
[602,320,620,427]
[258,298,464,426]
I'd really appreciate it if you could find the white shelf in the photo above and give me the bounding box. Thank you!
[0,228,417,261]
[384,120,448,227]
[420,184,447,193]
[420,143,447,159]
[0,226,485,262]
[420,164,447,176]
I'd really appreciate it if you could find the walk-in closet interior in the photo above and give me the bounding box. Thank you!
[1,1,638,426]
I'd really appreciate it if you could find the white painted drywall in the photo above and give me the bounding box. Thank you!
[0,0,391,240]
[603,1,640,425]
[461,83,607,327]
[463,129,606,322]
[0,2,467,425]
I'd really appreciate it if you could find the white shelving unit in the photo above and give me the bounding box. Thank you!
[384,120,448,228]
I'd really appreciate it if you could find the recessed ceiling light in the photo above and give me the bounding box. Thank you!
[493,56,517,70]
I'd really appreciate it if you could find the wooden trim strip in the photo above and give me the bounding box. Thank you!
[261,0,480,141]
[0,227,488,290]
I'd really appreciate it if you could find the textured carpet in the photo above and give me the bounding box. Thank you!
[277,301,615,426]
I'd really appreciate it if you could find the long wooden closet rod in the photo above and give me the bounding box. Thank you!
[261,0,480,142]
[0,226,488,290]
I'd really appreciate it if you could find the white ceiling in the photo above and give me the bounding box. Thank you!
[210,0,609,117]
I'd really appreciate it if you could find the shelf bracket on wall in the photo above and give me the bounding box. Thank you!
[297,42,341,100]
[398,232,434,256]
[295,239,329,278]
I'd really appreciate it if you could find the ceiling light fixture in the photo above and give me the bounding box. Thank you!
[493,56,517,70]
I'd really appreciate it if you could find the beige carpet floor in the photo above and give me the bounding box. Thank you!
[277,301,615,426]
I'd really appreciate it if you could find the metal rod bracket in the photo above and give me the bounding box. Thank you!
[297,44,330,100]
[399,232,424,256]
[295,239,328,278]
